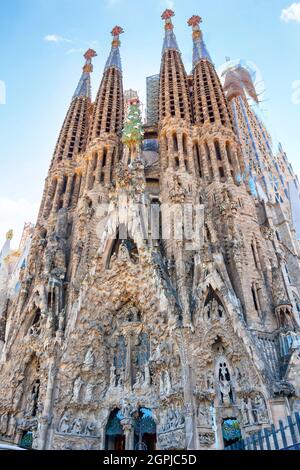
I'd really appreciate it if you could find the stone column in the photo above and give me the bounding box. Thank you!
[63,175,74,209]
[105,148,114,186]
[177,131,186,170]
[121,420,135,450]
[96,148,104,183]
[72,172,82,205]
[85,155,94,191]
[199,142,210,180]
[52,178,64,213]
[160,136,167,170]
[208,141,219,180]
[220,141,231,179]
[37,359,57,449]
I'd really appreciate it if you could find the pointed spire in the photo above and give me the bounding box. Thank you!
[105,26,124,72]
[188,15,212,67]
[73,49,97,99]
[161,9,179,53]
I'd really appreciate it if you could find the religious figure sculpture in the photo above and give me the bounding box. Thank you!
[84,348,95,368]
[72,418,83,435]
[72,376,84,402]
[58,411,71,434]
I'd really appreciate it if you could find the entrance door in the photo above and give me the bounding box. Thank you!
[222,418,242,448]
[105,409,125,450]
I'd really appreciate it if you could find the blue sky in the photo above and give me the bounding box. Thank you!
[0,0,299,247]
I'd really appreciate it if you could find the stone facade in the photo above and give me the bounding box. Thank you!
[0,11,299,450]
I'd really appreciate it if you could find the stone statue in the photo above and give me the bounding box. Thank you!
[7,415,17,438]
[121,402,132,420]
[84,383,95,403]
[207,370,214,390]
[58,309,65,332]
[109,365,116,388]
[0,413,8,435]
[144,364,151,386]
[246,399,255,425]
[219,377,231,405]
[58,411,71,434]
[84,348,95,368]
[117,370,124,388]
[133,371,143,389]
[72,376,84,402]
[239,398,249,425]
[198,403,211,427]
[72,418,83,435]
[85,421,96,437]
[164,371,172,394]
[254,394,268,423]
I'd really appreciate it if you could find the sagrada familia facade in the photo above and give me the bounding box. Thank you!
[0,10,300,450]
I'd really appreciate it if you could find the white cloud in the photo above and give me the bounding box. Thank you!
[166,0,174,8]
[44,34,72,43]
[292,80,300,104]
[281,3,300,23]
[66,48,85,55]
[0,198,39,248]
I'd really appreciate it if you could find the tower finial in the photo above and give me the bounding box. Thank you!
[105,26,124,71]
[83,48,97,73]
[188,15,212,66]
[73,49,96,99]
[162,9,175,23]
[111,26,124,46]
[161,9,179,52]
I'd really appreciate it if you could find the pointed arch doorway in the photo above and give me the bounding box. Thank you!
[105,409,125,450]
[133,408,157,450]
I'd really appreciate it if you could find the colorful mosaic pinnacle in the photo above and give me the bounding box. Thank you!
[188,14,212,65]
[105,25,124,71]
[161,9,179,52]
[82,49,97,74]
[122,98,144,149]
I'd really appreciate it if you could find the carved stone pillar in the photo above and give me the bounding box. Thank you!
[105,147,114,186]
[37,359,57,449]
[72,172,82,205]
[63,174,74,209]
[124,331,133,390]
[121,420,135,450]
[199,142,210,180]
[52,178,64,213]
[177,131,185,170]
[95,148,104,183]
[166,132,174,169]
[85,155,94,191]
[208,141,219,180]
[220,141,231,179]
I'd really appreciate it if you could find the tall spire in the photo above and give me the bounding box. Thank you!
[88,26,124,142]
[51,49,96,163]
[158,10,192,123]
[161,9,179,53]
[105,26,124,72]
[73,49,97,99]
[188,15,212,67]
